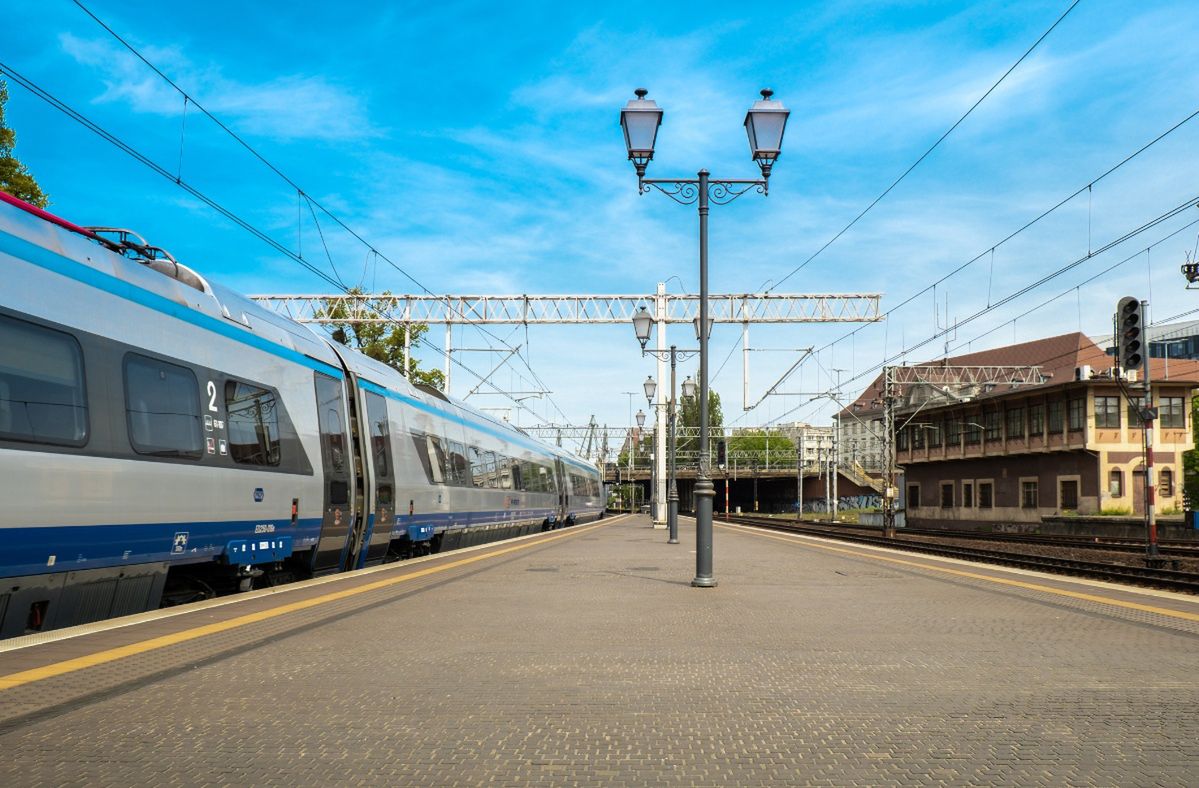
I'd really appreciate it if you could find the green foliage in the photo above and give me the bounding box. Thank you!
[315,288,445,389]
[615,432,653,470]
[1099,505,1133,516]
[0,80,48,208]
[677,390,723,456]
[726,429,795,467]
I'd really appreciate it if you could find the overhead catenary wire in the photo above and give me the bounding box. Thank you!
[762,202,1199,427]
[67,0,574,426]
[0,60,563,430]
[763,0,1084,294]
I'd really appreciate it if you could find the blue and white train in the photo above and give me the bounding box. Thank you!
[0,191,604,639]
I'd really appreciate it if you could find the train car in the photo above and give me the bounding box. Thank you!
[0,191,603,639]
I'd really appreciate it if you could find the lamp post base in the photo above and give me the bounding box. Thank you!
[691,477,716,588]
[667,499,679,544]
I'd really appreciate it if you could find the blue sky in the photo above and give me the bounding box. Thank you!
[4,0,1199,450]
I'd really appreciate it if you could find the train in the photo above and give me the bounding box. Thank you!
[0,190,604,639]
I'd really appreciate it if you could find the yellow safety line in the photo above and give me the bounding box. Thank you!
[0,518,619,691]
[719,523,1199,623]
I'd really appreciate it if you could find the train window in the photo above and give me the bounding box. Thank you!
[427,435,447,484]
[498,456,513,489]
[409,432,436,484]
[314,374,347,473]
[124,354,202,458]
[365,392,391,479]
[483,451,499,488]
[469,446,487,487]
[446,441,469,486]
[511,461,523,490]
[0,314,88,446]
[224,380,281,466]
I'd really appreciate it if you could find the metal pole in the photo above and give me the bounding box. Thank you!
[825,441,832,521]
[1142,299,1160,563]
[693,169,716,588]
[655,283,668,526]
[668,345,679,544]
[832,368,844,523]
[443,323,452,394]
[882,366,896,537]
[797,431,804,522]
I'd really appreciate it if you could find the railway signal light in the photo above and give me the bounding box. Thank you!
[1116,296,1144,373]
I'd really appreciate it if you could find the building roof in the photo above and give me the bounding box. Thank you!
[840,332,1199,417]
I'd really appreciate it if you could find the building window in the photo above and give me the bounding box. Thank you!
[912,426,924,449]
[1022,480,1038,509]
[1109,469,1123,497]
[964,421,981,445]
[940,482,954,508]
[907,483,920,508]
[1127,395,1146,428]
[962,481,974,508]
[929,422,943,447]
[1160,397,1185,429]
[984,411,1001,442]
[1095,396,1120,429]
[1048,401,1064,433]
[947,420,961,445]
[1006,407,1025,439]
[1060,479,1079,511]
[1067,398,1085,431]
[225,380,281,466]
[1161,468,1174,498]
[1030,404,1044,436]
[978,481,993,509]
[124,353,202,459]
[0,314,89,447]
[897,426,908,450]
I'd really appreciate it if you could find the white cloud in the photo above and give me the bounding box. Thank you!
[58,32,377,142]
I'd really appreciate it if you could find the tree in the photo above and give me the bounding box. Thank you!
[727,429,795,468]
[315,288,445,389]
[1183,394,1199,512]
[0,79,48,207]
[677,390,724,457]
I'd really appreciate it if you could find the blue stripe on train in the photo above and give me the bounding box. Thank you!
[0,507,562,578]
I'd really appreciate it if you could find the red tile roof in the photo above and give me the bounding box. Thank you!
[841,332,1199,416]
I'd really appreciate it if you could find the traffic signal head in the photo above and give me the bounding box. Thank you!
[716,439,727,467]
[1117,296,1143,372]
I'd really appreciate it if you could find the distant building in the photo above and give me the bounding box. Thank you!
[841,332,1199,523]
[773,422,833,467]
[1100,320,1199,362]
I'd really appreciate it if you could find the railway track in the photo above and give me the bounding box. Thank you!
[724,515,1199,594]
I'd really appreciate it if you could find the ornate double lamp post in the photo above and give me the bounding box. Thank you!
[621,87,789,588]
[633,308,700,545]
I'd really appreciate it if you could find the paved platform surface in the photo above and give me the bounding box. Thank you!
[2,514,1199,786]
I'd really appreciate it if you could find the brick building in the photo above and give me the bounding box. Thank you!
[842,332,1199,524]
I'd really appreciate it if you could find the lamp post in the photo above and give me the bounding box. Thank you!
[632,314,700,544]
[621,87,788,588]
[635,408,646,512]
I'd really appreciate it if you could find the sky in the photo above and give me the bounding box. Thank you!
[4,0,1199,455]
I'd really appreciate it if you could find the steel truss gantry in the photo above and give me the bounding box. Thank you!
[250,292,883,325]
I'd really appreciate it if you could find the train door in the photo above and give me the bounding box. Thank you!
[312,373,355,574]
[359,390,395,566]
[556,458,568,525]
[339,374,374,571]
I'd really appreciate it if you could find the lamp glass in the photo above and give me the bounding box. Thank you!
[744,90,789,162]
[632,305,653,348]
[635,409,646,428]
[681,376,697,399]
[643,375,657,403]
[620,91,663,163]
[693,315,712,340]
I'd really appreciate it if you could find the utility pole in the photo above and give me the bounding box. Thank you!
[832,368,845,523]
[796,430,804,522]
[1142,298,1160,565]
[882,366,897,537]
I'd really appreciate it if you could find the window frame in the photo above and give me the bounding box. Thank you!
[1095,396,1120,429]
[1109,468,1123,498]
[123,352,203,460]
[0,313,90,448]
[1005,407,1025,439]
[224,379,282,467]
[1160,396,1185,429]
[1067,398,1085,432]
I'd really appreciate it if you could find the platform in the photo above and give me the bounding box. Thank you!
[2,513,1198,786]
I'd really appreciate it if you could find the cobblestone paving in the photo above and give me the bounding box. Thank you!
[2,515,1198,786]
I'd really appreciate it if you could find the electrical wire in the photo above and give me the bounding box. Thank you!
[67,0,574,425]
[0,60,558,427]
[763,0,1084,293]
